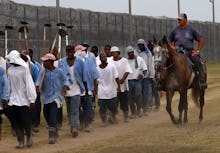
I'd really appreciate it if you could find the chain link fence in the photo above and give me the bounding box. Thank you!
[0,1,219,61]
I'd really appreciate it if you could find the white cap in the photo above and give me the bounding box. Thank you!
[126,46,135,53]
[137,39,146,45]
[110,46,120,52]
[5,50,28,68]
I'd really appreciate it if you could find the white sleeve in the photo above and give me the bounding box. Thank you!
[25,68,37,104]
[139,57,148,71]
[124,58,133,74]
[112,64,119,79]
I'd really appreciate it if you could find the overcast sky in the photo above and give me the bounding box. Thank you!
[12,0,220,23]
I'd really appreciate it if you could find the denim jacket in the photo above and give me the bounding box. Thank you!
[35,67,70,105]
[0,67,10,110]
[83,57,99,92]
[60,57,85,93]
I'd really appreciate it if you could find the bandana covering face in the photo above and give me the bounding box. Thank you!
[74,50,86,59]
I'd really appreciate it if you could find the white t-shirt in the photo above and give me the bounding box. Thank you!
[66,65,81,97]
[109,57,132,92]
[127,56,148,80]
[97,63,118,99]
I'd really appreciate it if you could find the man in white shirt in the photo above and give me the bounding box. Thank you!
[5,50,36,149]
[126,46,147,118]
[136,39,154,115]
[110,46,132,122]
[97,53,120,126]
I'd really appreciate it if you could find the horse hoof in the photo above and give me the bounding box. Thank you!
[183,120,188,124]
[199,119,203,124]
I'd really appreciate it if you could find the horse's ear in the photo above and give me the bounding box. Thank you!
[162,35,168,45]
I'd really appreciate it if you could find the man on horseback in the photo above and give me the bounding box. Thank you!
[168,13,207,90]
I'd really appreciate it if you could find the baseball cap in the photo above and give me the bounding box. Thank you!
[110,46,120,52]
[178,13,187,20]
[41,53,56,61]
[126,46,135,53]
[81,41,90,47]
[75,45,86,52]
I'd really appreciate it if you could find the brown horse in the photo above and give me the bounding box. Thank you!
[153,37,206,124]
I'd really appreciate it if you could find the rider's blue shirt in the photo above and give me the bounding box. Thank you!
[168,24,202,51]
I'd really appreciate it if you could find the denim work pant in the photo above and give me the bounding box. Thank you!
[142,78,153,112]
[128,79,142,115]
[4,105,32,143]
[43,102,58,128]
[117,91,129,113]
[188,54,205,79]
[98,97,118,116]
[32,92,41,127]
[79,96,93,127]
[56,106,63,127]
[65,95,80,128]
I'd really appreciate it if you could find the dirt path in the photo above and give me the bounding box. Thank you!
[0,78,218,153]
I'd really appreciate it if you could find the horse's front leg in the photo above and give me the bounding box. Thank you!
[178,98,183,124]
[199,89,205,123]
[182,91,188,124]
[166,91,178,124]
[178,90,188,124]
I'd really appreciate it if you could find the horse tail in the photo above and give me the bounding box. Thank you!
[191,87,200,107]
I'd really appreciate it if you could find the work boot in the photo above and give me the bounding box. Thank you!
[16,129,25,149]
[84,124,91,133]
[100,113,107,127]
[16,142,25,149]
[26,135,33,148]
[123,111,129,123]
[32,125,39,133]
[48,127,56,144]
[71,126,78,138]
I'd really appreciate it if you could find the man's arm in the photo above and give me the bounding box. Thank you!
[192,37,204,56]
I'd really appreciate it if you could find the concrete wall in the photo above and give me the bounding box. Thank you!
[0,1,219,61]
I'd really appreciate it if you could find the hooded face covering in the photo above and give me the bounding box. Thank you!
[74,50,86,59]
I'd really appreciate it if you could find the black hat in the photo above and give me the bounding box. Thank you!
[81,41,90,47]
[178,13,187,20]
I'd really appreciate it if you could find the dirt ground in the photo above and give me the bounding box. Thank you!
[0,64,219,153]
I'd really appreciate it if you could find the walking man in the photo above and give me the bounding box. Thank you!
[97,53,120,126]
[5,50,36,148]
[36,53,69,144]
[126,46,147,118]
[60,45,84,137]
[0,65,10,140]
[109,46,132,122]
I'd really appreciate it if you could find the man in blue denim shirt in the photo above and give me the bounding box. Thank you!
[59,45,84,138]
[0,66,10,140]
[74,45,99,132]
[36,53,69,144]
[27,49,42,132]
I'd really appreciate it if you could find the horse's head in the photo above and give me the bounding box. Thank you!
[153,37,168,72]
